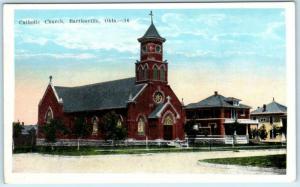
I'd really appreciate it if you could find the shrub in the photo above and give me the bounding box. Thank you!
[258,125,268,140]
[73,117,92,139]
[42,119,69,142]
[13,121,24,138]
[100,111,127,141]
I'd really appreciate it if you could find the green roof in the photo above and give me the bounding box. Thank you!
[185,93,251,109]
[251,100,287,115]
[54,77,146,112]
[138,23,166,42]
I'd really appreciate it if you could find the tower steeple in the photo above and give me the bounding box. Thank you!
[136,11,168,84]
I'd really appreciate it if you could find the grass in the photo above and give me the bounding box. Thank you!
[13,144,286,156]
[201,154,286,169]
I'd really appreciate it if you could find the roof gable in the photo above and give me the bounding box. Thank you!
[149,96,180,119]
[54,77,147,112]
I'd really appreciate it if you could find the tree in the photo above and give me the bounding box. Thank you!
[42,118,69,143]
[73,117,92,150]
[13,121,24,138]
[12,121,24,150]
[184,119,198,136]
[100,111,127,143]
[258,125,268,140]
[249,128,258,139]
[184,119,198,145]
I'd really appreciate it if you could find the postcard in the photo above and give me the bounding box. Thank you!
[3,2,295,184]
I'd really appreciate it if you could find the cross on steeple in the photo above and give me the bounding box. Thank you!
[149,10,153,24]
[49,75,53,84]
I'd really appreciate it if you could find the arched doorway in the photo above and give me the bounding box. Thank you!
[162,112,175,140]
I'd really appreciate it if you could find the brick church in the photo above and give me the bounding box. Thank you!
[37,13,185,142]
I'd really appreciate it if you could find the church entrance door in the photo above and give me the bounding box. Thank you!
[162,112,175,140]
[163,125,173,140]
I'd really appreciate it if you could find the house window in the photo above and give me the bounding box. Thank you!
[153,66,158,80]
[231,109,237,119]
[259,118,268,122]
[160,68,165,81]
[240,109,246,116]
[137,117,145,135]
[45,107,53,124]
[92,116,99,135]
[274,116,280,122]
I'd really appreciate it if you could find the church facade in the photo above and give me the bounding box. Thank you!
[37,15,185,142]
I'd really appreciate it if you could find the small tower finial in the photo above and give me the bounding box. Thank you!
[149,10,153,24]
[49,75,53,84]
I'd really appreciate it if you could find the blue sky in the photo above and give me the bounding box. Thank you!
[14,9,286,124]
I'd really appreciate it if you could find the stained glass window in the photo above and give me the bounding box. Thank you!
[163,114,174,126]
[45,108,53,124]
[137,117,145,135]
[92,116,98,135]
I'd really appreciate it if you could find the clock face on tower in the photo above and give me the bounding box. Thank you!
[153,91,164,104]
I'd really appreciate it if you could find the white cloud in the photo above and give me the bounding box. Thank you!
[22,36,49,46]
[16,53,97,60]
[194,13,226,26]
[17,18,148,53]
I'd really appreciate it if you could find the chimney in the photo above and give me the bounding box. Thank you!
[214,91,218,96]
[263,104,266,112]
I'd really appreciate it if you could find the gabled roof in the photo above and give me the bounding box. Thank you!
[53,77,147,113]
[138,23,166,42]
[251,100,287,115]
[185,92,251,109]
[148,96,180,119]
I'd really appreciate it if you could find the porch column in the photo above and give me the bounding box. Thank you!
[219,108,225,136]
[246,124,249,135]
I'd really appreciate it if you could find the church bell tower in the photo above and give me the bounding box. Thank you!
[136,11,168,84]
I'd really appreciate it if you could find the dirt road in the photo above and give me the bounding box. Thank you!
[13,149,286,174]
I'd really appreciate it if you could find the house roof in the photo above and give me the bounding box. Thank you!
[54,77,147,113]
[138,23,166,42]
[251,100,287,115]
[149,103,165,119]
[185,92,251,109]
[21,125,37,135]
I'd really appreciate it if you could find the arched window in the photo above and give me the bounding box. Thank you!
[137,117,145,135]
[117,115,123,127]
[153,66,159,80]
[160,68,165,81]
[163,113,174,126]
[92,116,99,135]
[144,65,148,80]
[45,107,53,124]
[138,66,143,80]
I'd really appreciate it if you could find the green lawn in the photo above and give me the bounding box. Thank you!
[13,144,286,156]
[201,154,286,169]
